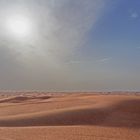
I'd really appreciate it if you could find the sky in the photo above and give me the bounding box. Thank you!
[0,0,140,91]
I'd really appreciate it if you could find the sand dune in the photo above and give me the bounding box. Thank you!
[0,95,51,103]
[0,93,140,140]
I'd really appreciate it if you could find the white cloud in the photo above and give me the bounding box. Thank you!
[130,12,139,19]
[0,0,110,90]
[97,57,112,63]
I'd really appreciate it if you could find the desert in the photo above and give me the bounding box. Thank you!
[0,0,140,140]
[0,92,139,140]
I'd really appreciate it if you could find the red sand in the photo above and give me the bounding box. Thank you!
[0,93,140,140]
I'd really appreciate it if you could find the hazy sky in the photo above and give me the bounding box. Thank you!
[0,0,140,91]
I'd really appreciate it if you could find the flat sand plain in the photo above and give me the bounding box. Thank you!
[0,92,140,140]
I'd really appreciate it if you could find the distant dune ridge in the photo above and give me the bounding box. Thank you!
[0,95,51,103]
[0,93,140,140]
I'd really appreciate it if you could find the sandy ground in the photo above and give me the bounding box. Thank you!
[0,93,140,140]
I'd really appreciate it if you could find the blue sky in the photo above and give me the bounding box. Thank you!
[0,0,140,91]
[80,0,140,91]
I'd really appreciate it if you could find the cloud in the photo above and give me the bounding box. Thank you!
[0,0,110,90]
[96,57,112,63]
[0,0,108,65]
[130,11,139,19]
[34,0,107,61]
[136,47,140,49]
